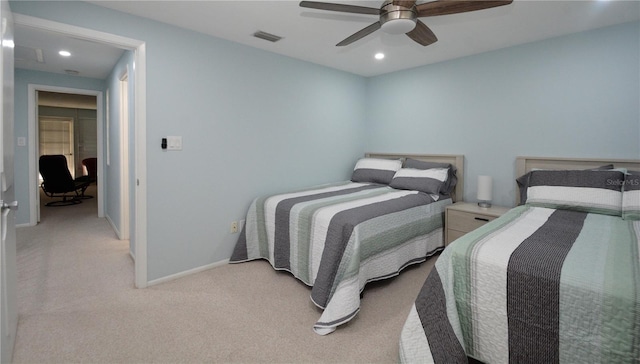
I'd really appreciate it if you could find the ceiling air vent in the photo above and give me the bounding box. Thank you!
[253,31,282,43]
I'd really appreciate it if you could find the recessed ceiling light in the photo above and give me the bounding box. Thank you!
[374,53,385,60]
[58,50,71,57]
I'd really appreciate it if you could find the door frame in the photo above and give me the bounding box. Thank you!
[29,86,104,222]
[0,0,16,361]
[118,69,129,240]
[16,14,148,288]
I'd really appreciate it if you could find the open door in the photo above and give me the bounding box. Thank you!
[0,0,17,362]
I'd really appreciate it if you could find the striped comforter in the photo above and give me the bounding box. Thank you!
[230,181,450,335]
[400,205,640,363]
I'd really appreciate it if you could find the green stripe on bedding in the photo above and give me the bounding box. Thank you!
[255,195,270,258]
[444,205,530,356]
[600,219,640,361]
[337,201,447,282]
[559,213,611,362]
[358,201,447,259]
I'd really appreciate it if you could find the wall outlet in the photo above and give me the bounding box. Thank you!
[230,221,238,233]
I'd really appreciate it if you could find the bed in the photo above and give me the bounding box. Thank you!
[230,153,464,335]
[399,156,640,363]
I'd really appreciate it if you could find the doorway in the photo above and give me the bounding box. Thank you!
[36,91,99,219]
[29,86,103,223]
[17,14,148,288]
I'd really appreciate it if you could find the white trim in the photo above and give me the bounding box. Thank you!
[13,14,142,49]
[134,43,148,288]
[17,15,148,288]
[105,214,121,240]
[119,69,129,240]
[147,259,230,287]
[27,84,105,221]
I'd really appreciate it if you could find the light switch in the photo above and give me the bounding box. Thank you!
[166,136,182,151]
[17,137,26,147]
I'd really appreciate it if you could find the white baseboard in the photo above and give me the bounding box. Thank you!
[147,259,230,287]
[15,222,35,228]
[105,214,122,239]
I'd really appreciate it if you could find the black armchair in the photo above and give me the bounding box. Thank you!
[39,155,91,206]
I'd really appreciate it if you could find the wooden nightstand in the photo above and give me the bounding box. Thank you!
[445,202,511,245]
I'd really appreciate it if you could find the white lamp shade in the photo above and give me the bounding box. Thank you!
[477,175,493,202]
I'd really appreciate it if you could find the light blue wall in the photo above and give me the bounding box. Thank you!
[14,69,105,225]
[12,1,639,282]
[103,50,135,250]
[10,1,368,280]
[366,21,640,207]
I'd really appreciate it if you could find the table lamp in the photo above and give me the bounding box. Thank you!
[477,175,493,208]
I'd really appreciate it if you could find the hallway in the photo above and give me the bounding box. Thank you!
[14,185,133,361]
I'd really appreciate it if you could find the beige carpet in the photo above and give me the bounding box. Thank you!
[14,185,438,363]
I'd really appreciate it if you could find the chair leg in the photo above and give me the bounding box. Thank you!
[41,186,83,207]
[45,195,82,207]
[76,184,93,199]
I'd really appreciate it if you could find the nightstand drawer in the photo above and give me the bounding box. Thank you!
[447,209,497,233]
[445,202,510,246]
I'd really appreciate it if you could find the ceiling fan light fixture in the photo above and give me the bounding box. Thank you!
[381,18,417,34]
[380,1,417,34]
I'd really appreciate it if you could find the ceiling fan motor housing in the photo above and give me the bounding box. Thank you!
[380,1,417,34]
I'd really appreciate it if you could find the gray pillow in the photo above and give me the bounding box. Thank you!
[524,169,625,216]
[389,167,449,195]
[404,158,457,196]
[516,164,614,205]
[351,158,402,185]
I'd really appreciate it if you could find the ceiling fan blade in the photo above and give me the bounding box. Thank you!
[336,21,382,46]
[392,0,417,8]
[416,0,513,17]
[299,1,380,15]
[406,20,438,46]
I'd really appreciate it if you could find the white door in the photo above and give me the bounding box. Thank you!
[0,0,17,362]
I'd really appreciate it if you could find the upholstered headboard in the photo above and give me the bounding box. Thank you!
[364,153,464,202]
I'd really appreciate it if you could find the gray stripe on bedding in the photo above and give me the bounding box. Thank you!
[230,225,248,261]
[529,170,624,191]
[389,176,443,195]
[273,184,381,269]
[507,209,587,364]
[351,168,396,184]
[418,269,468,364]
[311,193,435,308]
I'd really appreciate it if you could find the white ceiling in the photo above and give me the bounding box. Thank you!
[14,21,125,79]
[14,0,640,79]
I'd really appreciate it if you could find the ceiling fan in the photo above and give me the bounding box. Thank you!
[299,0,513,46]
